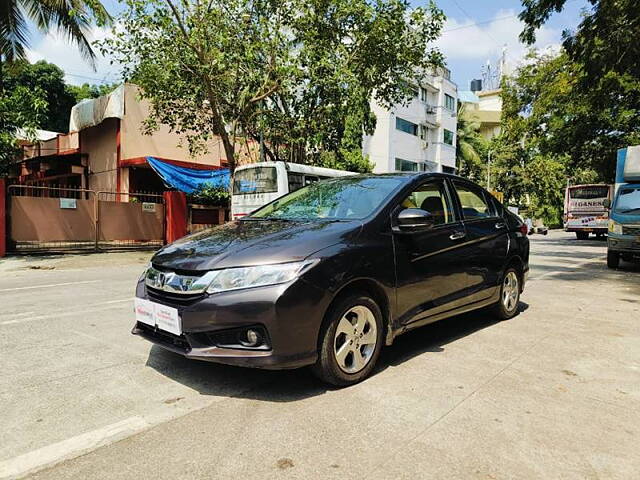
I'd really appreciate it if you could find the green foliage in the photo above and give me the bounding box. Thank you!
[0,85,47,174]
[4,60,76,132]
[68,82,118,102]
[500,50,640,183]
[1,0,111,64]
[2,60,118,133]
[456,103,488,182]
[520,0,640,82]
[187,184,230,207]
[101,0,445,172]
[315,150,373,174]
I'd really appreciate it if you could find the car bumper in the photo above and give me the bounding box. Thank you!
[133,277,331,370]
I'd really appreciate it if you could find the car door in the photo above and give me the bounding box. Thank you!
[450,180,509,300]
[392,178,476,326]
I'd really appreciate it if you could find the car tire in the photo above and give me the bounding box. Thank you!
[491,268,521,320]
[607,250,619,269]
[312,294,384,387]
[576,231,589,240]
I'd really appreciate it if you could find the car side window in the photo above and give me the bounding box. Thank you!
[453,182,493,220]
[401,181,455,226]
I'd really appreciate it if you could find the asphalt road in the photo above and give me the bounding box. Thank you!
[1,231,639,479]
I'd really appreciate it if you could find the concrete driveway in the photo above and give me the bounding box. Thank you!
[0,231,638,479]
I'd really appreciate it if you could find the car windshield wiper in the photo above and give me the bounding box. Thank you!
[619,207,640,214]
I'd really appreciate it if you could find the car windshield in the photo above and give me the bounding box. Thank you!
[615,186,640,213]
[248,176,403,221]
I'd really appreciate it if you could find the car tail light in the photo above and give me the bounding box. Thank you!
[519,223,528,235]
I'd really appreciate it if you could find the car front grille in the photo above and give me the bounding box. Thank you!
[622,225,640,236]
[146,286,205,306]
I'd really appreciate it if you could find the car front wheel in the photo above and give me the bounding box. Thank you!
[607,250,619,269]
[312,294,384,387]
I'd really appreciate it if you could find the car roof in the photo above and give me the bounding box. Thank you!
[342,172,472,184]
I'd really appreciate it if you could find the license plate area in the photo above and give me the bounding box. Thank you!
[135,298,182,336]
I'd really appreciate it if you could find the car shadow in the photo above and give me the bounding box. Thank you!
[145,303,529,402]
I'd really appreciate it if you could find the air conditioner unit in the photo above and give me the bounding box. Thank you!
[426,105,436,115]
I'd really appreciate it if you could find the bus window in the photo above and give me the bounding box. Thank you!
[304,175,320,186]
[233,167,278,194]
[287,172,304,192]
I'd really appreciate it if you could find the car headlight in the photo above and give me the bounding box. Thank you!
[139,262,151,281]
[206,260,317,294]
[608,220,622,234]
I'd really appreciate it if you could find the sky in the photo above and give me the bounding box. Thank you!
[25,0,592,90]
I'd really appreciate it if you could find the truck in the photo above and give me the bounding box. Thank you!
[606,146,640,268]
[563,184,612,239]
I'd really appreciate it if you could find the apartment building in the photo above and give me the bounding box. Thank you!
[459,88,502,140]
[363,68,458,174]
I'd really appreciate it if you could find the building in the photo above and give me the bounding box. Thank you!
[363,68,458,174]
[459,87,502,140]
[15,84,256,194]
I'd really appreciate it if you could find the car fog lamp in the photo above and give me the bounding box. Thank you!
[241,329,262,347]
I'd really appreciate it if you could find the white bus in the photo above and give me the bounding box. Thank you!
[231,161,356,219]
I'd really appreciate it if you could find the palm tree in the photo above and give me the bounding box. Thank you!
[456,102,486,181]
[1,0,111,66]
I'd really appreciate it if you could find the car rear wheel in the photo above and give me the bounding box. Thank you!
[607,250,619,269]
[576,231,589,240]
[312,294,383,387]
[491,268,521,320]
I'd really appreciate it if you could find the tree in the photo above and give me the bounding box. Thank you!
[0,0,111,64]
[4,60,76,132]
[0,85,47,172]
[102,0,445,173]
[68,82,118,102]
[499,50,640,182]
[456,103,487,182]
[520,1,640,78]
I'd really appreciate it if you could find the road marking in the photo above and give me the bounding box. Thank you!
[0,299,131,326]
[0,311,35,320]
[0,280,100,293]
[0,416,149,479]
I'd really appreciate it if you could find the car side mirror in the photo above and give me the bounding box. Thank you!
[603,198,611,209]
[394,208,434,232]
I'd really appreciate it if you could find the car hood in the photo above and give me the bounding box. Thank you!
[151,219,362,271]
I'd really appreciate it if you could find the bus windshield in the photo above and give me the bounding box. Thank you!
[569,186,609,199]
[249,176,402,221]
[233,167,278,194]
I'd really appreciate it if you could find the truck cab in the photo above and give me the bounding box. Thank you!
[607,146,640,268]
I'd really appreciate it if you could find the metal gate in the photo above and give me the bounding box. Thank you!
[6,185,165,253]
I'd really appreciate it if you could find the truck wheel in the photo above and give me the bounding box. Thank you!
[576,232,589,240]
[607,250,619,269]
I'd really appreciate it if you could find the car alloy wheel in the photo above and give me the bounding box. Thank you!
[333,305,378,374]
[502,271,519,313]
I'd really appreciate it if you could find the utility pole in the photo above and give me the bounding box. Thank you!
[487,150,492,191]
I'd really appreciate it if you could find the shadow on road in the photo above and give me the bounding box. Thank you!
[145,303,529,402]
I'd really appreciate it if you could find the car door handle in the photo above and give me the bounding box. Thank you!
[495,222,507,229]
[450,231,466,240]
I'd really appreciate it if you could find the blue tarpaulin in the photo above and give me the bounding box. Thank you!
[146,156,229,194]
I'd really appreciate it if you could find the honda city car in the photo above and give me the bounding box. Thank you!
[133,173,529,386]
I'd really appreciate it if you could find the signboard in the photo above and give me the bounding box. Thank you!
[59,198,77,209]
[142,202,156,213]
